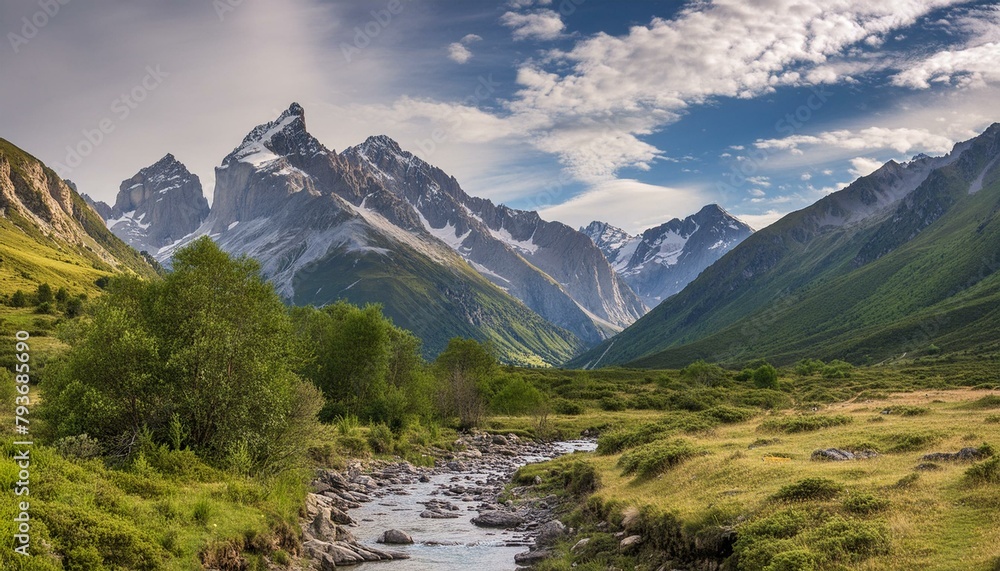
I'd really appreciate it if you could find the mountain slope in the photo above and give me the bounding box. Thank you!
[340,136,646,343]
[164,104,584,364]
[571,123,1000,368]
[581,205,753,309]
[0,138,158,296]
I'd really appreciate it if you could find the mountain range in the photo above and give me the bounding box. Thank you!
[571,123,1000,368]
[80,103,747,364]
[581,205,753,309]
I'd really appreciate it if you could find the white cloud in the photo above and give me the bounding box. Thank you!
[848,157,885,177]
[447,33,482,64]
[892,42,1000,89]
[734,210,787,230]
[448,43,474,63]
[537,179,706,234]
[507,0,552,7]
[747,175,771,187]
[748,188,766,197]
[503,0,966,183]
[501,10,565,41]
[800,172,812,180]
[755,127,956,155]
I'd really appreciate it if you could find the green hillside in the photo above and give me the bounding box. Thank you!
[0,138,157,301]
[571,124,1000,369]
[292,234,586,367]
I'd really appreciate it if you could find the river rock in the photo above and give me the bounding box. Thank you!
[377,529,414,545]
[514,548,553,565]
[472,511,525,528]
[535,520,567,546]
[571,538,590,553]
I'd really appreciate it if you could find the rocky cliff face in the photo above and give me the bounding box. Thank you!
[0,138,158,278]
[105,154,209,254]
[583,205,753,309]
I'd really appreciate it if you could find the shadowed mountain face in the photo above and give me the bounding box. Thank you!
[582,204,753,310]
[571,123,1000,369]
[92,154,209,255]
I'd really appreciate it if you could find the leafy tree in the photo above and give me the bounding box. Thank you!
[36,282,54,304]
[42,237,321,474]
[55,286,69,303]
[10,289,27,307]
[752,363,779,389]
[680,359,727,386]
[435,338,497,429]
[292,302,432,428]
[490,374,544,415]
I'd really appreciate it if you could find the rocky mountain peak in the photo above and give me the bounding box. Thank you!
[106,154,209,253]
[224,102,326,167]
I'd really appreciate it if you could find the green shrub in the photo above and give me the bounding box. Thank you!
[701,405,758,424]
[806,516,889,562]
[966,456,1000,485]
[880,431,943,453]
[368,423,394,454]
[765,549,817,571]
[491,375,544,415]
[597,423,665,454]
[192,499,213,525]
[963,395,1000,410]
[842,492,889,514]
[759,415,852,434]
[753,364,779,389]
[773,478,843,502]
[552,398,584,415]
[599,396,627,411]
[794,359,825,376]
[618,438,699,478]
[820,360,853,379]
[54,434,102,459]
[885,405,929,416]
[680,359,727,386]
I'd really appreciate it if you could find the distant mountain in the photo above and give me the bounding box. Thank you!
[340,135,646,343]
[162,103,587,364]
[571,123,1000,369]
[96,154,209,254]
[581,204,753,309]
[0,138,158,295]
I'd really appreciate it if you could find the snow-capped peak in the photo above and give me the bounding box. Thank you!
[224,102,325,167]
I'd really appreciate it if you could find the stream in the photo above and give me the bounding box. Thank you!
[349,440,596,571]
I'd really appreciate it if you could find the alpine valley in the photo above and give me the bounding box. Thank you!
[84,103,749,364]
[572,123,1000,369]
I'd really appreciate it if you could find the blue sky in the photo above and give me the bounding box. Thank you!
[2,0,999,233]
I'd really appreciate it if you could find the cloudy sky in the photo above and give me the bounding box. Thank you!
[2,0,999,233]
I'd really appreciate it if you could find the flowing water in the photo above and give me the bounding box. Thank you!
[353,440,596,570]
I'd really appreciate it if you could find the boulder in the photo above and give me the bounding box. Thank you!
[471,511,525,528]
[535,520,567,546]
[571,538,590,553]
[619,534,643,550]
[514,549,553,565]
[811,448,878,461]
[921,447,987,462]
[377,529,414,545]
